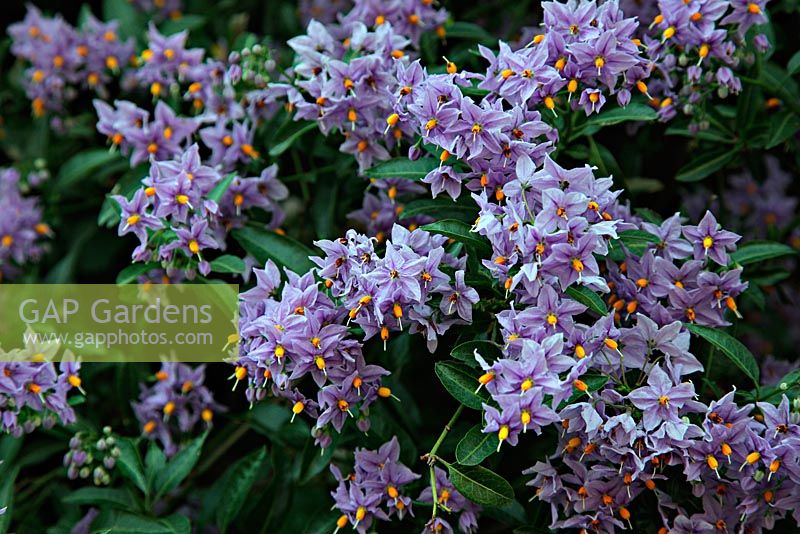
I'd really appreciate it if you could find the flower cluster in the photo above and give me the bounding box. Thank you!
[237,258,382,448]
[94,25,288,278]
[95,99,198,167]
[265,0,450,235]
[330,437,420,533]
[256,2,775,532]
[64,426,121,486]
[483,0,648,115]
[277,18,413,172]
[133,23,205,98]
[637,0,771,122]
[9,5,135,117]
[235,223,477,447]
[0,168,51,281]
[132,363,222,456]
[112,143,285,277]
[314,224,478,351]
[689,156,800,368]
[525,388,800,532]
[0,354,80,437]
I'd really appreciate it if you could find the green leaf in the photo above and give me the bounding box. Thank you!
[565,286,607,316]
[729,241,797,266]
[210,255,246,275]
[54,149,123,191]
[63,487,138,510]
[145,440,167,494]
[117,262,160,285]
[232,226,315,274]
[617,229,659,257]
[576,103,657,136]
[161,514,191,534]
[103,0,146,40]
[268,121,318,157]
[446,463,514,507]
[789,50,800,76]
[400,198,477,223]
[214,447,268,532]
[461,86,491,98]
[311,178,339,239]
[159,15,206,35]
[686,324,760,385]
[765,113,800,149]
[422,219,492,255]
[664,126,734,144]
[444,22,496,44]
[675,148,737,182]
[116,438,148,494]
[434,361,490,410]
[154,433,207,499]
[91,511,190,534]
[635,208,663,225]
[456,425,498,466]
[451,340,502,365]
[364,158,438,180]
[735,83,759,133]
[207,173,236,204]
[0,466,18,534]
[754,64,799,111]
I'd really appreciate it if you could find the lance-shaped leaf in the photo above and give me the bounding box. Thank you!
[422,220,492,255]
[232,226,315,274]
[565,286,607,316]
[456,425,498,466]
[686,324,759,385]
[451,340,502,366]
[154,432,207,499]
[435,361,491,410]
[675,148,738,182]
[268,122,318,157]
[364,158,439,180]
[210,255,247,275]
[446,463,514,507]
[729,241,797,266]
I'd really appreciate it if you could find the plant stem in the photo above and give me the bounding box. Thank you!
[425,405,464,520]
[428,405,464,460]
[430,465,439,518]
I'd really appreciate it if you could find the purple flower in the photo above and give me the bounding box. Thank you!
[113,189,162,242]
[544,234,602,290]
[627,364,697,431]
[423,166,463,200]
[577,88,606,115]
[682,211,741,265]
[439,270,479,321]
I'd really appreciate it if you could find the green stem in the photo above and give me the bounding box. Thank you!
[425,405,464,520]
[428,405,464,459]
[430,465,439,518]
